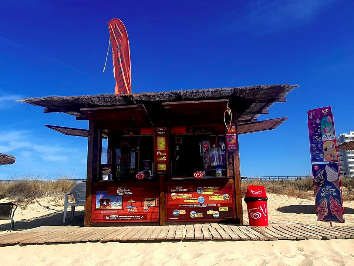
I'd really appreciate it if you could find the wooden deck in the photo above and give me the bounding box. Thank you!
[1,224,354,246]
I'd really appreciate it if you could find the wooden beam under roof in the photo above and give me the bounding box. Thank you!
[237,117,288,135]
[80,104,153,129]
[45,125,108,139]
[162,99,229,106]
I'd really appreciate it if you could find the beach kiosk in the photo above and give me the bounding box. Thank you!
[21,84,296,226]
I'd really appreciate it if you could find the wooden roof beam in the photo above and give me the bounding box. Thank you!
[163,99,229,107]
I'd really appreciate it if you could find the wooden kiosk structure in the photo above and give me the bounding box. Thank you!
[22,84,296,226]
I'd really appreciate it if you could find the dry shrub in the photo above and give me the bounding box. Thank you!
[342,178,354,192]
[242,177,354,201]
[242,177,314,200]
[0,178,77,204]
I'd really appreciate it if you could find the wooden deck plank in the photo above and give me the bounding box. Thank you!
[20,230,85,245]
[208,223,222,240]
[115,227,140,242]
[185,224,195,240]
[282,225,317,240]
[210,224,232,240]
[218,224,242,240]
[317,225,354,239]
[15,228,75,245]
[275,225,307,240]
[121,226,145,242]
[0,231,57,246]
[266,226,296,240]
[72,228,118,243]
[201,224,212,240]
[166,225,177,240]
[227,225,251,240]
[100,227,130,242]
[193,224,204,240]
[237,226,261,241]
[130,226,151,241]
[329,226,354,238]
[2,224,354,246]
[260,227,286,239]
[174,225,184,240]
[138,227,156,241]
[156,226,170,241]
[251,226,278,240]
[147,227,162,241]
[292,225,323,239]
[285,225,319,240]
[304,225,339,239]
[244,226,270,241]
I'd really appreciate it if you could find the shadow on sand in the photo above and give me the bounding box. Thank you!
[277,205,354,214]
[0,210,84,232]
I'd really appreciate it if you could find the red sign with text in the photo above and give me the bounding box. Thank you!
[166,179,235,222]
[91,184,159,223]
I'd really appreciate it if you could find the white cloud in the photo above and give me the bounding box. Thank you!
[20,151,32,157]
[0,130,28,142]
[0,130,77,163]
[41,155,68,163]
[225,0,337,35]
[0,94,22,108]
[0,129,87,178]
[0,141,31,152]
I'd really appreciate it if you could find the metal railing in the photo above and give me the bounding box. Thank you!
[243,176,311,181]
[0,179,86,183]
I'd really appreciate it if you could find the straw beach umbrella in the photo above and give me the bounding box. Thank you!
[0,153,16,165]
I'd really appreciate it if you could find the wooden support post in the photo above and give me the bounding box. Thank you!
[154,125,168,226]
[84,120,101,227]
[233,144,243,225]
[231,107,243,225]
[159,174,166,225]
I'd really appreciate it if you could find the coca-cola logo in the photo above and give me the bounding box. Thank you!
[250,190,263,195]
[135,173,145,180]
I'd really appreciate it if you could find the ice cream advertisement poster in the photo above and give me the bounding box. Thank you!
[308,106,338,163]
[96,191,123,210]
[312,163,344,223]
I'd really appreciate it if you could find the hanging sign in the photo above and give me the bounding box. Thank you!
[226,125,237,152]
[107,18,132,95]
[308,106,344,223]
[155,127,168,174]
[308,106,338,163]
[312,163,344,222]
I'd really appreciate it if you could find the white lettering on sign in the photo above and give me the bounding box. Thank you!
[250,190,263,195]
[248,205,267,220]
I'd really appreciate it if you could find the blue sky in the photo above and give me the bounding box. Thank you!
[1,0,354,179]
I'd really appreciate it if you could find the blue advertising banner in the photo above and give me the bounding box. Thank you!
[308,107,338,163]
[312,163,344,222]
[308,106,344,223]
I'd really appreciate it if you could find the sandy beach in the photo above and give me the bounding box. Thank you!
[1,193,354,265]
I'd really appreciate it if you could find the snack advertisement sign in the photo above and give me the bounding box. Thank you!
[166,180,235,221]
[312,163,344,223]
[308,106,344,223]
[308,107,338,163]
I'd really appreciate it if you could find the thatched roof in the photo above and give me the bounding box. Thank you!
[20,84,297,123]
[0,153,16,165]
